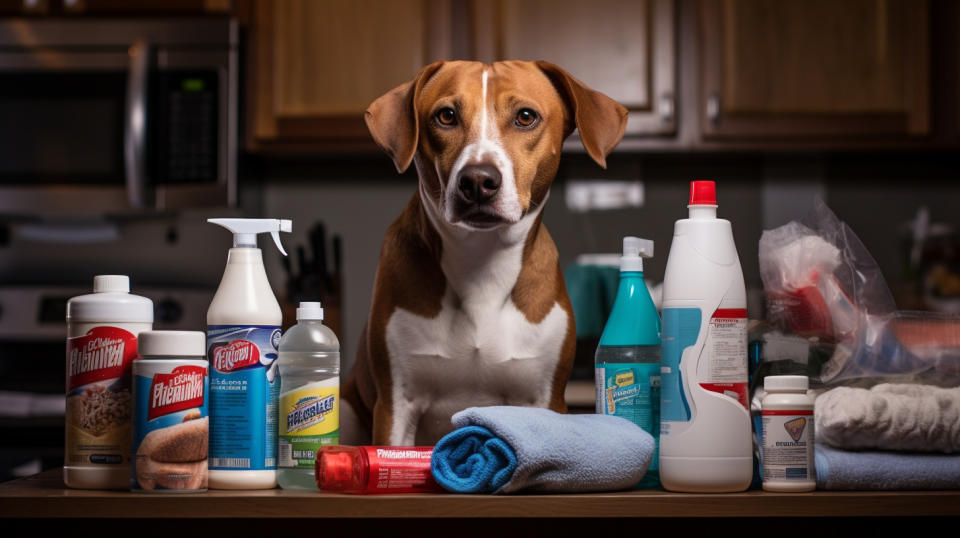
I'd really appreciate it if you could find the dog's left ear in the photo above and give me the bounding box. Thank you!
[535,61,628,169]
[365,61,446,174]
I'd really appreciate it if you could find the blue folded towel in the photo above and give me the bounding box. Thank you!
[815,445,960,490]
[431,406,654,494]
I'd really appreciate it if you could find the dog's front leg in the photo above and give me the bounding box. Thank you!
[373,395,421,446]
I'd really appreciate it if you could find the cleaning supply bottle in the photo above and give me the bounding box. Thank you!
[659,180,752,493]
[277,301,341,490]
[65,275,153,490]
[595,237,661,488]
[206,218,291,490]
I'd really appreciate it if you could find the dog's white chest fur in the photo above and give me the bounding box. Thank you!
[382,204,568,445]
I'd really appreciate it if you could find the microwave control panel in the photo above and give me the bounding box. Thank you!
[155,70,220,184]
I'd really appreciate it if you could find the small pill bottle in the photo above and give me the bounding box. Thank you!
[761,375,815,492]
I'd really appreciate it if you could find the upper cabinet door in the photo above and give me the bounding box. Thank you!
[474,0,677,137]
[700,0,930,138]
[247,0,451,149]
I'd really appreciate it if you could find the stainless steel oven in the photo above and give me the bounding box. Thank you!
[0,17,237,215]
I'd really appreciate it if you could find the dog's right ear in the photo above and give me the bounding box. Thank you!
[365,61,446,174]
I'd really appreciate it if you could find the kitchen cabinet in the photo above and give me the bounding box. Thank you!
[243,0,453,152]
[241,0,955,152]
[472,0,677,137]
[243,0,676,151]
[699,0,930,139]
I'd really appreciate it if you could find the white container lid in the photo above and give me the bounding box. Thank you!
[763,375,809,392]
[297,301,324,321]
[139,331,206,357]
[66,275,154,323]
[621,236,654,272]
[93,275,130,293]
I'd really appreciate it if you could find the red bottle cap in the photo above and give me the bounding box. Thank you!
[688,180,717,206]
[315,446,362,492]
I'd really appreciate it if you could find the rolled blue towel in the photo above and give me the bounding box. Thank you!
[815,445,960,490]
[431,406,654,494]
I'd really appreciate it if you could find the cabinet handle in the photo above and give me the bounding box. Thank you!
[706,93,721,124]
[659,93,675,123]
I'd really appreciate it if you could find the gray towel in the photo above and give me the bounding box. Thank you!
[815,445,960,490]
[815,384,960,453]
[433,406,655,493]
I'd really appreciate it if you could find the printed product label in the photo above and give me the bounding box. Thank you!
[132,360,209,491]
[207,325,281,471]
[365,447,438,493]
[761,410,815,483]
[596,360,660,471]
[278,378,339,469]
[699,309,749,409]
[660,308,701,430]
[65,326,139,467]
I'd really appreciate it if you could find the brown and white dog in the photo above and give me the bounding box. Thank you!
[341,60,627,446]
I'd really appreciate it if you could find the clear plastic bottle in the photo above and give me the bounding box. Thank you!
[277,302,341,490]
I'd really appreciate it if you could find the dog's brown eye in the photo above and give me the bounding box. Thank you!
[436,107,457,126]
[515,108,539,128]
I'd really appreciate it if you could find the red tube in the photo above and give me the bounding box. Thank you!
[315,445,442,494]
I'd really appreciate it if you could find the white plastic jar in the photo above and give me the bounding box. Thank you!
[65,275,153,489]
[132,331,209,492]
[761,375,816,492]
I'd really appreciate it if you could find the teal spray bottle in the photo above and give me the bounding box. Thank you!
[594,236,661,488]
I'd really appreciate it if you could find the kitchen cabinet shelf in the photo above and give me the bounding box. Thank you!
[2,469,959,521]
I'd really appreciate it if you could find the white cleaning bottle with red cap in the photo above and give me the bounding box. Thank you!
[658,181,752,492]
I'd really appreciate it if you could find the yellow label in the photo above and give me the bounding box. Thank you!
[615,371,635,387]
[279,380,339,437]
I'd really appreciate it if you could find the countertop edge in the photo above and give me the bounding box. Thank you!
[2,471,960,519]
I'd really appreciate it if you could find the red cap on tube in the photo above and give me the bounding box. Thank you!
[688,180,717,206]
[315,446,366,493]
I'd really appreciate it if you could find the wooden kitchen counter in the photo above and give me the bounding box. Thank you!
[2,469,959,521]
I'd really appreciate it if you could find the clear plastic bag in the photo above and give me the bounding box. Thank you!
[759,200,960,386]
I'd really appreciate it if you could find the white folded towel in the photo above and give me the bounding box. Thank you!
[815,383,960,453]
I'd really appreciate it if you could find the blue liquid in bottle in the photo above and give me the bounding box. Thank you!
[594,237,661,488]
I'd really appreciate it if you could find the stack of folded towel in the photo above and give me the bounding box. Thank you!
[814,383,960,490]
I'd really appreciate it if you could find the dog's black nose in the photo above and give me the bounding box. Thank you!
[457,164,501,203]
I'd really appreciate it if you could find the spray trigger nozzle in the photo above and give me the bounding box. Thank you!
[208,218,293,256]
[623,236,654,258]
[621,236,654,272]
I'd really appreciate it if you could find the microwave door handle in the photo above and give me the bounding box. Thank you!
[125,40,151,209]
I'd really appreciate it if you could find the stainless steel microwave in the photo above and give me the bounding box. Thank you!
[0,18,237,215]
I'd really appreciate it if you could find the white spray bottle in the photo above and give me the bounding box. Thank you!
[659,181,752,492]
[206,218,291,490]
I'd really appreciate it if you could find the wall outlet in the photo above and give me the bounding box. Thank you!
[565,180,644,212]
